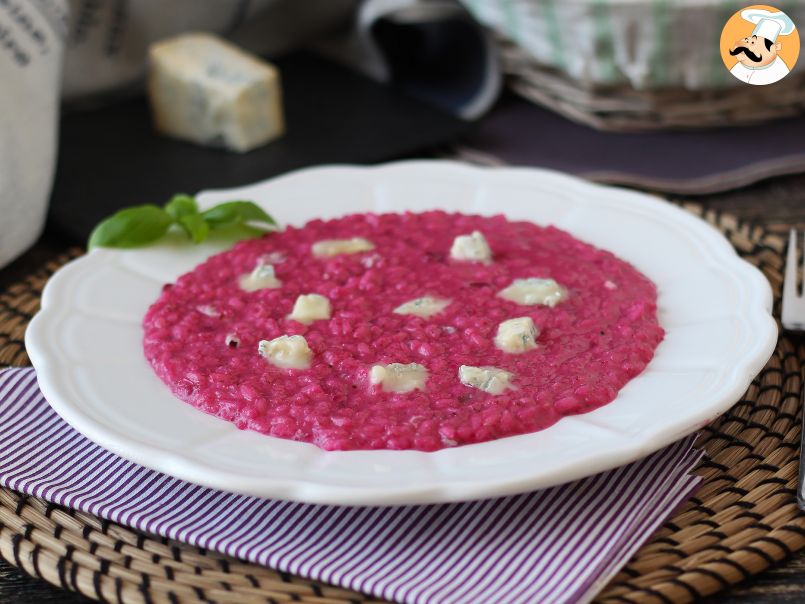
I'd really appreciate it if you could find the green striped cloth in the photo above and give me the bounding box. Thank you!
[462,0,804,90]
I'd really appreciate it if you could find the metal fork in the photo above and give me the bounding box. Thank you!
[782,229,805,510]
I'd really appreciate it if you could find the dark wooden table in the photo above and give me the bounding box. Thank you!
[1,171,805,603]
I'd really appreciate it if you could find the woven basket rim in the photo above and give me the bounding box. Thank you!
[497,37,805,132]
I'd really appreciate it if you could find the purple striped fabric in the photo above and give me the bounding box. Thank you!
[0,367,702,604]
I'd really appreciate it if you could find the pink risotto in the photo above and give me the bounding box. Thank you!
[143,211,664,451]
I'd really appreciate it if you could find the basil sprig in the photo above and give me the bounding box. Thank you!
[88,195,277,249]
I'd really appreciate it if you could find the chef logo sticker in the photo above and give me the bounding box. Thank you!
[721,5,799,85]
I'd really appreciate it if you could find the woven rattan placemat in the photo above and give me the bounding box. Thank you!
[0,204,803,603]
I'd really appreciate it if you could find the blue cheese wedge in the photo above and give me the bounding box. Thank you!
[458,365,514,395]
[258,335,312,369]
[370,363,428,393]
[312,237,374,258]
[498,278,567,307]
[288,294,331,324]
[239,261,281,292]
[450,231,492,263]
[147,33,285,153]
[494,317,539,354]
[393,296,451,318]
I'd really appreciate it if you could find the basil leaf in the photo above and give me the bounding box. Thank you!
[88,205,174,249]
[164,194,198,219]
[87,196,277,250]
[206,223,271,244]
[178,212,211,244]
[201,201,276,229]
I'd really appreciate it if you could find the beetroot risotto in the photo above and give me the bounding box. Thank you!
[143,211,664,451]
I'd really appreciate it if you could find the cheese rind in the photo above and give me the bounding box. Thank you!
[370,363,428,393]
[393,296,451,318]
[288,294,332,324]
[258,335,312,369]
[312,238,374,257]
[498,278,567,307]
[458,365,514,395]
[148,33,285,153]
[494,317,539,354]
[450,231,492,263]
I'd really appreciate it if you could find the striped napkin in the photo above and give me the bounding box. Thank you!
[0,367,702,604]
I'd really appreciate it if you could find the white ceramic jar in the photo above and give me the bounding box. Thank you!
[0,2,67,269]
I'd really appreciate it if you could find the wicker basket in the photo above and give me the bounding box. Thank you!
[498,36,805,131]
[460,0,805,131]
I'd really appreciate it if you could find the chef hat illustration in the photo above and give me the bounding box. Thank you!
[741,8,796,42]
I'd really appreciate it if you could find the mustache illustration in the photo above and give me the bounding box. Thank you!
[730,46,763,62]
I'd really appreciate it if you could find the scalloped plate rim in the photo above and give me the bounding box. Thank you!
[25,161,777,505]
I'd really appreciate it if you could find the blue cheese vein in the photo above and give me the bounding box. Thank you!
[498,278,567,307]
[239,261,281,292]
[458,365,514,395]
[495,317,539,354]
[147,33,285,153]
[393,296,451,318]
[450,231,492,263]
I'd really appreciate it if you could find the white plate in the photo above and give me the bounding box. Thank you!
[26,161,777,505]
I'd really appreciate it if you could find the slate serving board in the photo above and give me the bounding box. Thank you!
[47,51,468,243]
